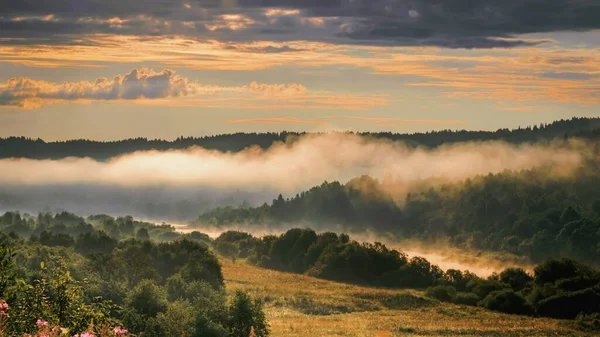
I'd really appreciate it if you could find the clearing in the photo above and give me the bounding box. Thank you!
[221,259,598,337]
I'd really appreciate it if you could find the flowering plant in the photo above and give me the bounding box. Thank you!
[0,304,129,337]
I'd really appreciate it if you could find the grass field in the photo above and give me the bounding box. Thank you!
[220,258,599,337]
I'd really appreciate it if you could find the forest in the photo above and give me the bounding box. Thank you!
[197,162,600,266]
[1,211,599,336]
[1,117,599,160]
[0,212,268,337]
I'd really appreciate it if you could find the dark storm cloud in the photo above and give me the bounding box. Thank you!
[0,0,599,48]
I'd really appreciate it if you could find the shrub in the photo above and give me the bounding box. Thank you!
[426,285,456,302]
[453,292,480,306]
[536,288,600,319]
[468,279,507,299]
[480,290,534,315]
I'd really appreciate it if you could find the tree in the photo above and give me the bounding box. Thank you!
[499,268,533,291]
[125,280,167,318]
[157,300,196,337]
[136,228,150,241]
[228,291,269,337]
[0,241,15,298]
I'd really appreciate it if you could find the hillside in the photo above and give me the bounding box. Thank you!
[220,258,596,337]
[197,163,600,266]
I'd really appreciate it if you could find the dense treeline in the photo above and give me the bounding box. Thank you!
[214,228,600,322]
[197,164,600,266]
[2,211,600,328]
[2,117,598,159]
[0,212,268,337]
[0,211,200,244]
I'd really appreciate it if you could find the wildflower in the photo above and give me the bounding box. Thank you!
[36,319,49,327]
[0,301,8,310]
[113,327,128,335]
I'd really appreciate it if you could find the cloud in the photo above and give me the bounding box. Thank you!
[0,0,599,48]
[1,37,598,105]
[227,117,326,125]
[0,68,310,108]
[495,106,540,112]
[226,116,468,126]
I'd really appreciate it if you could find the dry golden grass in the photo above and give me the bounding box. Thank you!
[220,258,599,337]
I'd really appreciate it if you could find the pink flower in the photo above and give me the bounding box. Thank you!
[36,319,49,327]
[113,327,128,335]
[0,301,8,310]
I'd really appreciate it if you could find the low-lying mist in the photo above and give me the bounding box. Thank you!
[0,133,586,221]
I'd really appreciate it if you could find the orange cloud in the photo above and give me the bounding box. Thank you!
[318,116,468,125]
[132,92,389,111]
[0,68,313,108]
[495,106,541,112]
[0,35,598,105]
[227,116,467,126]
[227,117,326,125]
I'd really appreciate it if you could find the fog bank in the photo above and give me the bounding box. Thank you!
[0,133,585,220]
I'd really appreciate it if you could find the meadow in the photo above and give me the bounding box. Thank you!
[221,258,598,337]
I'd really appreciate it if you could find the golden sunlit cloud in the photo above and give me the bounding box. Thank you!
[0,68,317,109]
[495,106,541,112]
[0,35,598,106]
[227,116,467,126]
[227,117,326,125]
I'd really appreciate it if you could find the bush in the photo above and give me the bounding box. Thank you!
[468,279,507,299]
[576,313,600,332]
[480,290,534,315]
[536,288,600,319]
[453,292,480,306]
[426,285,456,302]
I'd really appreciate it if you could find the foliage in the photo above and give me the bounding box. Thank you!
[228,291,269,337]
[479,290,534,316]
[426,285,457,302]
[0,219,269,337]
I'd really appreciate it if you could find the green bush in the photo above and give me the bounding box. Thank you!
[536,288,600,319]
[453,292,480,306]
[426,285,457,302]
[480,290,534,315]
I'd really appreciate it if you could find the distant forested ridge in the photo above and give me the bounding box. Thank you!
[2,117,600,159]
[197,163,600,266]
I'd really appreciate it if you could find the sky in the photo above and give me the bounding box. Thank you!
[0,0,599,141]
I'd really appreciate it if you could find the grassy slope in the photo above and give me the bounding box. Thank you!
[220,258,598,337]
